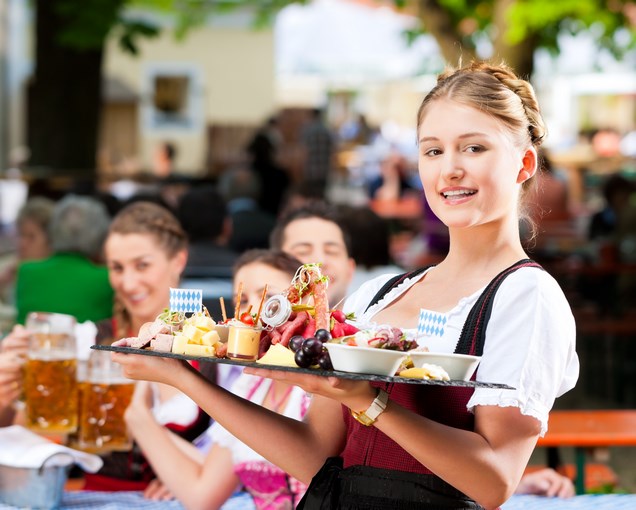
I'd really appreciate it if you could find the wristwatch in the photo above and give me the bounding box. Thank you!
[350,389,389,426]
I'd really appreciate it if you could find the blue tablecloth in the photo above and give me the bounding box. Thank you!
[502,494,636,509]
[1,491,635,509]
[0,490,254,510]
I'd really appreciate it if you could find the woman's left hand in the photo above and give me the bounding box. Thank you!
[111,339,193,387]
[243,366,376,411]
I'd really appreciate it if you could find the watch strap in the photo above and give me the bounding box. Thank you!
[351,389,389,426]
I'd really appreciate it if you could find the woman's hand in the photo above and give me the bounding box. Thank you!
[1,325,29,355]
[111,338,193,387]
[0,351,23,409]
[124,380,153,430]
[143,479,175,501]
[244,366,376,411]
[515,468,575,498]
[0,325,28,411]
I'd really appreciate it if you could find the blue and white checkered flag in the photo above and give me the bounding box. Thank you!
[169,288,203,313]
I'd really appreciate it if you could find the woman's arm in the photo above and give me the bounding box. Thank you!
[113,349,347,484]
[247,366,540,510]
[125,381,239,510]
[376,402,540,508]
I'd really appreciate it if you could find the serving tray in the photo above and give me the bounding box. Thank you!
[92,345,514,389]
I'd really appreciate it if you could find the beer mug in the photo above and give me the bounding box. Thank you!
[23,312,78,433]
[76,350,134,453]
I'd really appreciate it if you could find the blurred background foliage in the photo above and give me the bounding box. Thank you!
[27,0,636,173]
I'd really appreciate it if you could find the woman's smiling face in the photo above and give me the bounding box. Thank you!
[418,99,533,231]
[105,232,187,326]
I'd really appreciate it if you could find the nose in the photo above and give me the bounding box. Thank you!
[119,269,140,293]
[440,153,464,181]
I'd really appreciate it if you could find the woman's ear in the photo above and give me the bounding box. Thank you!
[517,148,538,184]
[173,249,188,277]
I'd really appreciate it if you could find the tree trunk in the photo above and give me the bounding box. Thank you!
[415,0,476,66]
[27,0,103,179]
[491,0,537,78]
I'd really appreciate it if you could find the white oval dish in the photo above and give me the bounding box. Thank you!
[407,352,481,381]
[324,343,407,376]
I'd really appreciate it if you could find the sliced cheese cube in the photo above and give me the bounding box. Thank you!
[182,324,204,344]
[171,334,190,354]
[183,343,215,357]
[191,315,215,332]
[201,330,221,347]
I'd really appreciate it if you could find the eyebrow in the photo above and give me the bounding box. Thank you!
[419,132,489,144]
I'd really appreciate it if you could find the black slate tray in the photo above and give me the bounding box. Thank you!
[92,344,514,389]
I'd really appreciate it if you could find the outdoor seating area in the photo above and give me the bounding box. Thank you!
[1,0,636,509]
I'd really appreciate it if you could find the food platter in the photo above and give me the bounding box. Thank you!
[92,345,514,389]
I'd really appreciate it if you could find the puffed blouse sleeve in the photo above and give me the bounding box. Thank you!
[467,269,580,436]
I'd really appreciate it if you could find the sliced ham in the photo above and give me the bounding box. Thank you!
[130,336,152,349]
[151,334,174,352]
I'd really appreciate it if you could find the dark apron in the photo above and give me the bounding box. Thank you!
[297,457,484,510]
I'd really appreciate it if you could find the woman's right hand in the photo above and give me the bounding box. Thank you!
[1,325,29,356]
[0,325,29,410]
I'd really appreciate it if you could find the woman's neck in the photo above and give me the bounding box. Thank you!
[444,220,526,275]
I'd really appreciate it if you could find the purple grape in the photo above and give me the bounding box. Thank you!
[289,335,304,352]
[317,351,333,370]
[302,338,323,359]
[315,328,332,343]
[294,349,312,368]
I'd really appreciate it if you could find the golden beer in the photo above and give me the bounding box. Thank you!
[77,380,134,453]
[24,354,78,433]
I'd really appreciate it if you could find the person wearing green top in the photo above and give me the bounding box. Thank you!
[15,195,114,324]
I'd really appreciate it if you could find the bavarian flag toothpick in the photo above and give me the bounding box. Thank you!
[170,288,203,313]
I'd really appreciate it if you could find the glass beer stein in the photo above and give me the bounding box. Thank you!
[23,312,78,433]
[76,350,135,453]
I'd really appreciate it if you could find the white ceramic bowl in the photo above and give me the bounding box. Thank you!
[407,352,481,381]
[324,343,408,376]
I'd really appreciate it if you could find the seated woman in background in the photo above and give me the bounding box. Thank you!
[83,201,210,491]
[15,194,114,324]
[126,249,310,509]
[0,197,55,330]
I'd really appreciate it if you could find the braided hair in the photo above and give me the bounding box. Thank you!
[107,201,188,338]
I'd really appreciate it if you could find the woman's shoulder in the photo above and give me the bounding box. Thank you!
[494,265,573,314]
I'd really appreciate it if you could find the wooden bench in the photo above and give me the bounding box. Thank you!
[537,410,636,494]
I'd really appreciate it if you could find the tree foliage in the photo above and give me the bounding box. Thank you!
[409,0,636,76]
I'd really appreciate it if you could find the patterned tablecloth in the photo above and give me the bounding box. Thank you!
[502,494,636,509]
[1,491,635,509]
[0,490,255,510]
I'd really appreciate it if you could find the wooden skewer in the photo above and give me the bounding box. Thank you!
[219,297,227,322]
[235,282,243,318]
[255,284,268,326]
[246,305,253,315]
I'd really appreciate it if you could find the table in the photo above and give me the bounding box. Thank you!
[0,490,255,509]
[2,491,635,510]
[537,410,636,494]
[502,494,636,509]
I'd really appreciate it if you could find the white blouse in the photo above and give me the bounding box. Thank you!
[344,267,579,436]
[206,374,311,464]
